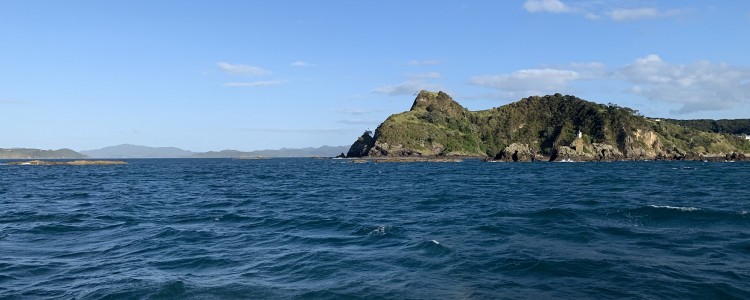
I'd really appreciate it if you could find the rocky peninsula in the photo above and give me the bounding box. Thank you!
[345,91,750,162]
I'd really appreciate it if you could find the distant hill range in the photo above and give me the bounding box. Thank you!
[192,146,349,158]
[345,91,750,161]
[1,144,349,159]
[81,144,195,158]
[0,148,87,159]
[81,144,349,158]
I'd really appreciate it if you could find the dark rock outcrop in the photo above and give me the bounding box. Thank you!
[346,131,375,157]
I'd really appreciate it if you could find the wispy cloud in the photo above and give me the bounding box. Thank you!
[522,1,685,22]
[469,69,580,97]
[407,59,443,66]
[608,7,659,21]
[373,80,444,96]
[584,12,602,20]
[406,72,442,80]
[290,61,316,67]
[523,0,570,13]
[223,80,283,87]
[569,62,608,78]
[217,62,271,75]
[235,127,351,134]
[607,7,682,21]
[615,54,750,113]
[337,119,380,125]
[335,108,383,115]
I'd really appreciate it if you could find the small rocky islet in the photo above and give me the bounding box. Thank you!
[344,91,750,162]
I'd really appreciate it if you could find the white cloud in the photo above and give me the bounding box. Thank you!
[223,80,283,87]
[217,62,271,75]
[523,0,570,13]
[406,72,442,80]
[608,7,658,21]
[469,69,580,96]
[569,62,607,78]
[584,13,602,20]
[616,54,750,113]
[469,55,750,114]
[522,1,684,22]
[407,59,443,66]
[372,80,444,96]
[606,7,683,21]
[290,61,316,67]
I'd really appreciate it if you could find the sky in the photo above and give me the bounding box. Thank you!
[1,0,749,152]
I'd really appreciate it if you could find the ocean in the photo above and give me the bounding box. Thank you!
[1,159,749,299]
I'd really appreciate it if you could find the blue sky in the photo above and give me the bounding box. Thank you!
[2,0,749,151]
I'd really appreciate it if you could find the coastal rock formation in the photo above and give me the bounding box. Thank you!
[345,91,750,161]
[590,143,624,161]
[346,131,375,157]
[549,143,624,162]
[494,143,542,162]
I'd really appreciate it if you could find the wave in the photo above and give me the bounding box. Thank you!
[406,240,452,257]
[618,205,750,225]
[648,205,700,211]
[354,224,406,239]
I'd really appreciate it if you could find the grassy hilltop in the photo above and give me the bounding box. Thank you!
[346,91,750,161]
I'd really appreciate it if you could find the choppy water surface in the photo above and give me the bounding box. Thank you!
[1,159,749,299]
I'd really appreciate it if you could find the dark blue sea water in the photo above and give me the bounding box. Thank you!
[1,159,749,299]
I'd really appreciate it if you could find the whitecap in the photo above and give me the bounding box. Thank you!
[649,205,700,211]
[368,225,388,236]
[431,240,440,244]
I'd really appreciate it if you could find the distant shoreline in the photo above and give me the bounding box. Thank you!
[6,160,127,166]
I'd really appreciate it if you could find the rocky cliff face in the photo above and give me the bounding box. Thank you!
[494,143,545,162]
[345,91,750,161]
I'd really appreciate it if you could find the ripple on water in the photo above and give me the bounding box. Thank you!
[1,159,750,298]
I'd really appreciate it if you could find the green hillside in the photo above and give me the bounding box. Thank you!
[666,119,750,135]
[346,91,750,161]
